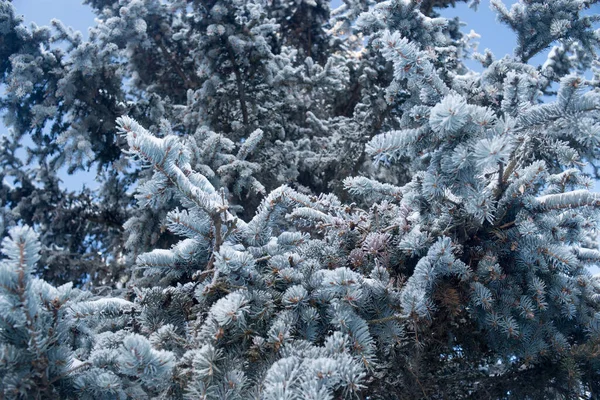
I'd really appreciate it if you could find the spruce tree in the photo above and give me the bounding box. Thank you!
[2,0,600,398]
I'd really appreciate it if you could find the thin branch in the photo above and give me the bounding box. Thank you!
[407,366,430,400]
[155,34,194,89]
[224,39,249,127]
[367,314,405,325]
[497,220,516,230]
[48,362,91,385]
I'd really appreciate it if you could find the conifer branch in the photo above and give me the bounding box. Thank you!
[224,39,249,127]
[155,33,194,89]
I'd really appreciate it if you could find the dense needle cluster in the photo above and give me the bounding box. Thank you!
[2,0,600,398]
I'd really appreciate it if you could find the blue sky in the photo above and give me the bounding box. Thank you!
[13,0,95,40]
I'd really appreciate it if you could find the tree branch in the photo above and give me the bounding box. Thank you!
[224,39,249,128]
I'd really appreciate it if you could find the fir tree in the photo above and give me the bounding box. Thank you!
[2,0,600,398]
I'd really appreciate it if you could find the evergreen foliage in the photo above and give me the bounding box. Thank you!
[2,0,600,398]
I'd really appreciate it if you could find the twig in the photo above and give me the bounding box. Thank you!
[224,39,249,127]
[367,314,405,325]
[155,34,194,89]
[255,255,272,263]
[49,362,91,385]
[407,365,430,400]
[381,224,399,233]
[497,220,516,230]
